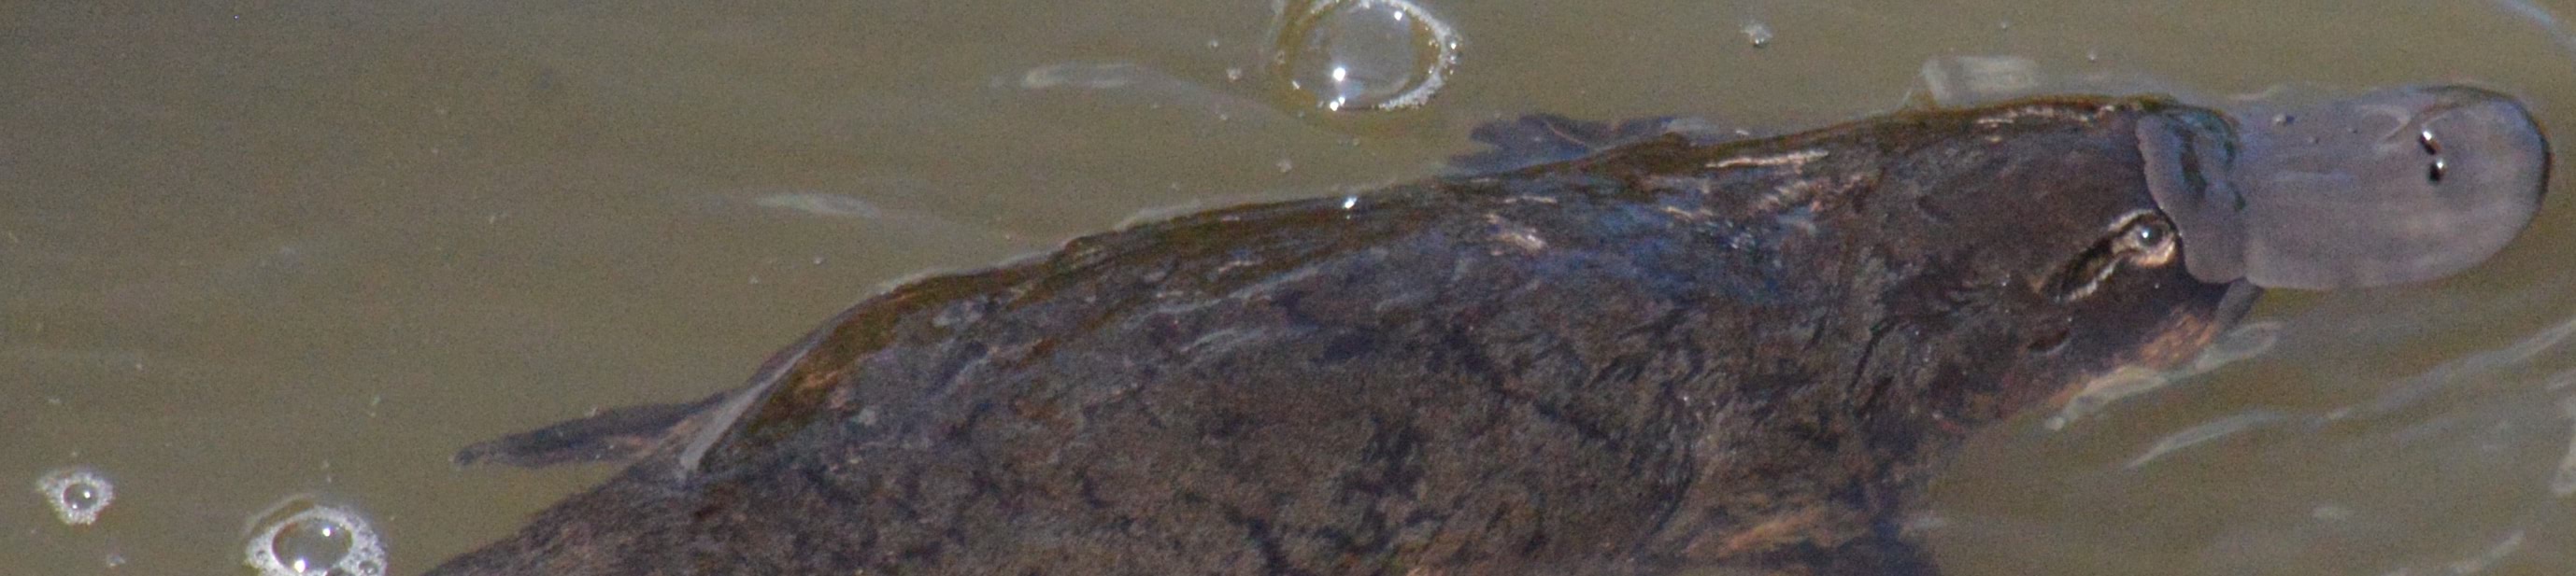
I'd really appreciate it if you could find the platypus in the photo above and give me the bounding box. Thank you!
[428,86,2547,575]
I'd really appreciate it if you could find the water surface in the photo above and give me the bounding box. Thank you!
[6,1,2576,573]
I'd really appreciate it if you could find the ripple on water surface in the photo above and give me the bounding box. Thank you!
[34,467,114,526]
[243,496,385,576]
[1271,0,1460,111]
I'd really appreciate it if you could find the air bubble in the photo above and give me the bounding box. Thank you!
[35,468,114,526]
[243,496,385,576]
[1741,21,1774,48]
[1271,0,1460,111]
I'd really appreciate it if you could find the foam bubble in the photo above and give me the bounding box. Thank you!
[34,467,114,526]
[243,496,386,576]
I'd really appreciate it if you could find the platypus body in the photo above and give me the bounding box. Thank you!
[430,86,2547,575]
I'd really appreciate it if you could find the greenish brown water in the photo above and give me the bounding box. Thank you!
[5,1,2575,573]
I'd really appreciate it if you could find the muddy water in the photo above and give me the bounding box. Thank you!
[5,0,2574,573]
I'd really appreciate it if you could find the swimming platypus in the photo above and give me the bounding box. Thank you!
[428,86,2547,575]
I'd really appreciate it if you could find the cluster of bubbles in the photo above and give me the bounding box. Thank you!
[29,469,392,573]
[1270,0,1461,111]
[34,467,115,526]
[243,496,386,576]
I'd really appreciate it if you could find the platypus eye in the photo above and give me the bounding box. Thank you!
[2116,216,2177,267]
[2041,211,2179,302]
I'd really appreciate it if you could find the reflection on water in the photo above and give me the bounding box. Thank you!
[2124,410,2295,470]
[2115,312,2576,476]
[4,0,2575,574]
[2087,313,2576,473]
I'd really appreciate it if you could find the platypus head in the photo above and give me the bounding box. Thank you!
[1857,85,2545,419]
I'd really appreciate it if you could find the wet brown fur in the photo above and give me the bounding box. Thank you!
[431,98,2252,576]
